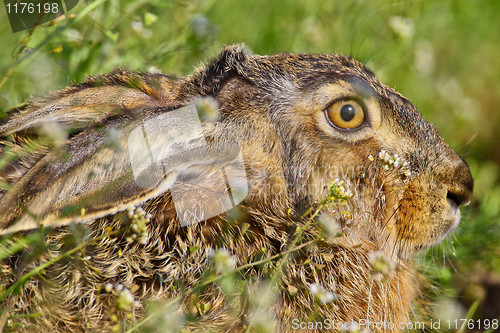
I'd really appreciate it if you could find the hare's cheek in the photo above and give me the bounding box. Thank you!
[396,179,453,251]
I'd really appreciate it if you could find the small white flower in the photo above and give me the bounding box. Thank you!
[309,283,338,304]
[368,251,395,280]
[147,300,185,333]
[126,206,150,244]
[147,66,162,74]
[65,28,82,41]
[131,21,152,39]
[195,97,220,122]
[378,150,386,159]
[388,16,414,40]
[317,214,341,241]
[209,248,237,273]
[328,179,353,201]
[116,288,136,311]
[131,21,143,32]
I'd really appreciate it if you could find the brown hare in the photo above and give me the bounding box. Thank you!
[0,45,473,332]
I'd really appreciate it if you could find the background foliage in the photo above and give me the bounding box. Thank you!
[1,0,499,330]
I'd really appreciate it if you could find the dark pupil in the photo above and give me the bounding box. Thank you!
[340,104,355,122]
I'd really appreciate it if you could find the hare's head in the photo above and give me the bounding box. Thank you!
[190,45,473,258]
[0,45,473,260]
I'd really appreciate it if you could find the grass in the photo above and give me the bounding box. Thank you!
[1,0,500,331]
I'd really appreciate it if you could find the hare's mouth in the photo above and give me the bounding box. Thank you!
[447,199,461,228]
[415,199,462,252]
[442,198,461,238]
[433,199,463,244]
[389,181,467,257]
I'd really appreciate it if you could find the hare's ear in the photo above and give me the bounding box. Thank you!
[0,70,181,234]
[0,47,253,235]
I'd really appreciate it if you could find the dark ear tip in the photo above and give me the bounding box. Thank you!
[218,44,250,65]
[190,44,251,96]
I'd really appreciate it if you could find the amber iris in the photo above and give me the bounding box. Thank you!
[326,100,365,129]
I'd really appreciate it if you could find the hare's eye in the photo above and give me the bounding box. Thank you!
[325,100,365,130]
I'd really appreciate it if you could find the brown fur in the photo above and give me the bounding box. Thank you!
[0,45,473,332]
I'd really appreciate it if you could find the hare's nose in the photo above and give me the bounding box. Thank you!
[446,156,473,207]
